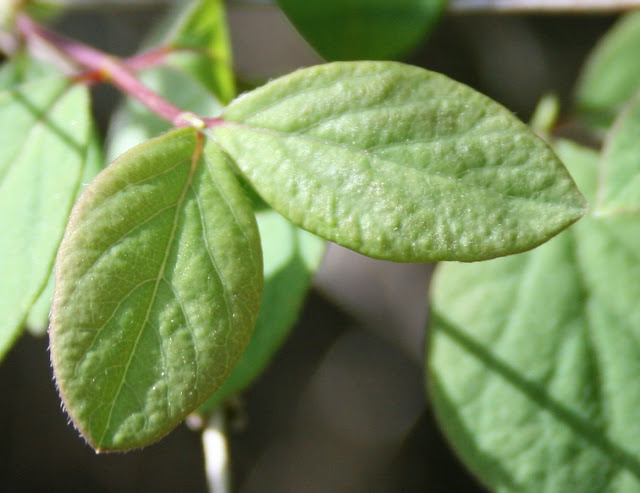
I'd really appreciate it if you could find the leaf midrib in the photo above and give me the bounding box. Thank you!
[219,122,584,213]
[97,132,203,448]
[433,310,640,482]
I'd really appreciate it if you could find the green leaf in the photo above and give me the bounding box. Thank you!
[0,52,58,90]
[596,89,640,216]
[277,0,447,61]
[50,128,263,451]
[26,270,53,337]
[0,75,99,361]
[213,61,587,263]
[575,12,640,127]
[428,139,640,492]
[26,130,103,337]
[150,0,235,104]
[197,209,325,413]
[107,56,325,412]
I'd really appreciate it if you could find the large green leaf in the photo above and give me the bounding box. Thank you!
[213,61,586,263]
[197,208,325,413]
[575,12,640,127]
[277,0,447,61]
[50,128,263,451]
[0,74,99,361]
[596,89,640,216]
[428,140,640,492]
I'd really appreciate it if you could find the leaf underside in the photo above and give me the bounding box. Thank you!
[0,74,98,360]
[428,140,640,492]
[214,61,586,263]
[51,128,262,451]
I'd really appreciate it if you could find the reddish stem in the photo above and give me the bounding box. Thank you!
[15,14,222,129]
[126,46,173,72]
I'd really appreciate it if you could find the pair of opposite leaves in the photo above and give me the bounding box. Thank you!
[50,61,586,451]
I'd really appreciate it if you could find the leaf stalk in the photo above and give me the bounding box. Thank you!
[15,14,223,128]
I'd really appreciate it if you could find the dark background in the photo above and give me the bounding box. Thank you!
[0,2,617,492]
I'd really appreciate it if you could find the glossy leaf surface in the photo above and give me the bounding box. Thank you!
[428,140,640,492]
[0,75,99,360]
[575,11,640,126]
[277,0,447,61]
[214,61,586,263]
[597,90,640,215]
[51,129,262,451]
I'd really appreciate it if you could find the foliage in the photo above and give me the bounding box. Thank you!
[429,12,640,493]
[2,1,640,492]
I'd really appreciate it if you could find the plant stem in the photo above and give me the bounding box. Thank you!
[15,14,221,128]
[202,410,231,493]
[449,0,640,13]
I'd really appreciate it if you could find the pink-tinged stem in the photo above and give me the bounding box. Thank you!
[125,46,172,72]
[16,14,223,128]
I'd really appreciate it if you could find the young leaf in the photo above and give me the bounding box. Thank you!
[428,140,640,493]
[596,89,640,216]
[575,11,640,127]
[213,61,587,263]
[107,63,326,411]
[196,209,325,413]
[50,128,263,451]
[146,0,235,104]
[0,75,99,361]
[277,0,447,61]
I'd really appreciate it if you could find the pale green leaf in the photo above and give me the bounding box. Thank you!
[26,130,103,337]
[575,12,640,127]
[50,128,263,451]
[26,270,53,337]
[0,53,58,90]
[596,89,640,216]
[277,0,447,61]
[0,75,98,361]
[213,61,586,263]
[428,140,640,493]
[197,209,325,413]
